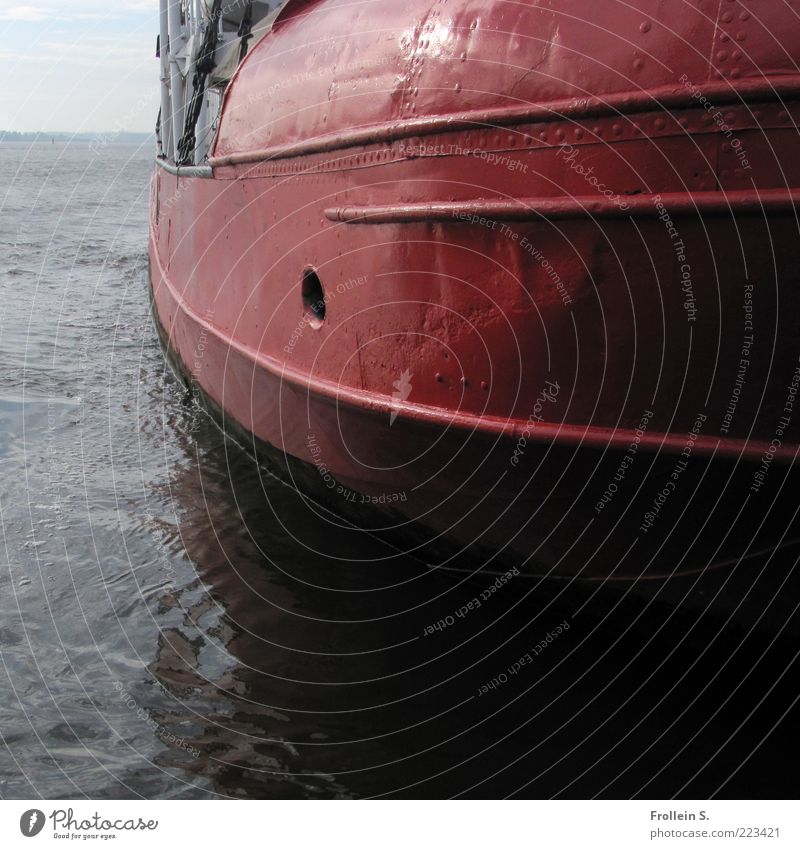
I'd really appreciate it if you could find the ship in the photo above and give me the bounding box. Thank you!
[149,0,800,581]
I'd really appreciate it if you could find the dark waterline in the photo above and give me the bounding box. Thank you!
[0,142,798,799]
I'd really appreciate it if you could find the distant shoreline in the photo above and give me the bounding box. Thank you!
[1,131,151,143]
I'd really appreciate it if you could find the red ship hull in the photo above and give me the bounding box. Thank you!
[149,0,800,579]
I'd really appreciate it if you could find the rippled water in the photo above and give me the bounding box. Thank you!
[0,142,798,799]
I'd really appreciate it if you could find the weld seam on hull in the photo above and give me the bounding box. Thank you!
[148,224,798,464]
[209,76,800,167]
[325,189,800,224]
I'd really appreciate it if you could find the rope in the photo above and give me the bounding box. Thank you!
[177,0,223,166]
[238,1,254,64]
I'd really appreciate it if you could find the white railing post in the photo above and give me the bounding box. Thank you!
[167,0,186,159]
[159,0,173,159]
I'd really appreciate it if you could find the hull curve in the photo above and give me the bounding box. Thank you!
[149,0,800,580]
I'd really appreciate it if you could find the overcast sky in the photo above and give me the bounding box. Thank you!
[0,1,158,133]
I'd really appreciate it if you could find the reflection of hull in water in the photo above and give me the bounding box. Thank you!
[141,390,800,799]
[149,0,800,579]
